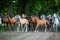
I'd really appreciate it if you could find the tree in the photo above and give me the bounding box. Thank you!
[0,0,60,16]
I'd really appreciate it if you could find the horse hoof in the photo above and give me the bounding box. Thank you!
[45,30,46,32]
[34,31,36,32]
[37,30,38,32]
[25,31,27,32]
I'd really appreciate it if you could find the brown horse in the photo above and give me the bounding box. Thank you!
[3,14,18,30]
[31,15,49,32]
[2,14,9,24]
[2,14,10,30]
[2,18,9,23]
[25,16,36,31]
[8,15,18,26]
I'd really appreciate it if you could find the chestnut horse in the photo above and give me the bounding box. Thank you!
[2,14,10,30]
[2,18,9,24]
[2,14,18,30]
[2,14,9,25]
[31,16,49,32]
[8,16,18,26]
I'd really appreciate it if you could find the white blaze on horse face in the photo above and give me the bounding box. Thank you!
[22,14,25,18]
[22,14,27,18]
[54,13,57,17]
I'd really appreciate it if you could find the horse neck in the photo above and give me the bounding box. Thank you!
[8,17,11,21]
[15,15,21,20]
[54,17,59,23]
[18,16,22,20]
[35,18,40,21]
[17,16,22,22]
[55,18,58,21]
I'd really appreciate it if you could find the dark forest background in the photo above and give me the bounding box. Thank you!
[0,0,60,16]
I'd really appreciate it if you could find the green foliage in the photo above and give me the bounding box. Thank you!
[26,0,41,15]
[0,0,60,16]
[13,0,18,16]
[26,0,60,15]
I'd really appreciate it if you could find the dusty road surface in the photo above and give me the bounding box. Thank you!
[0,32,60,40]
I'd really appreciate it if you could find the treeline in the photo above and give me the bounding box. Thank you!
[0,0,60,16]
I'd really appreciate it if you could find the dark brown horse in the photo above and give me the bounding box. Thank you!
[24,16,36,31]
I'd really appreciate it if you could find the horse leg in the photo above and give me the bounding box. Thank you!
[22,24,25,32]
[25,24,28,32]
[6,22,9,31]
[56,24,58,32]
[15,22,17,27]
[21,24,23,32]
[45,24,47,32]
[35,24,39,32]
[17,23,20,32]
[53,24,56,32]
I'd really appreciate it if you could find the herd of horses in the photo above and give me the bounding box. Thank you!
[0,13,60,32]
